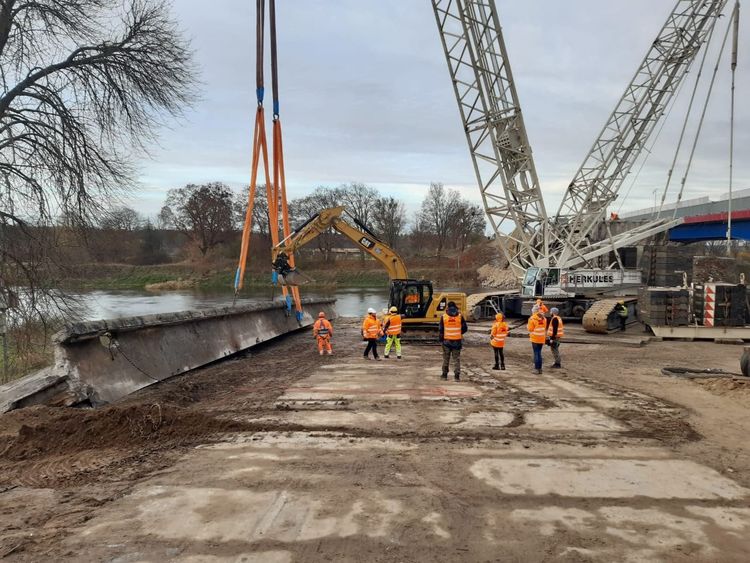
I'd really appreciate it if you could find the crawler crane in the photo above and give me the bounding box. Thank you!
[432,0,732,331]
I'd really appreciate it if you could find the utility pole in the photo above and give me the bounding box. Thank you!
[727,1,740,255]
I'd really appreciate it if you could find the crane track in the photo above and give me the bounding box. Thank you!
[582,298,631,334]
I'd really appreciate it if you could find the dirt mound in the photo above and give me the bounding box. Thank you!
[477,264,519,289]
[0,404,247,462]
[694,377,750,399]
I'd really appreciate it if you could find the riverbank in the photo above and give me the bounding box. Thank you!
[60,261,482,291]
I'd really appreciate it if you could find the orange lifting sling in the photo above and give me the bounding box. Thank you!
[235,0,302,322]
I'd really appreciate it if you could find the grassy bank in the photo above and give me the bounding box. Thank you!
[60,261,479,292]
[0,321,58,385]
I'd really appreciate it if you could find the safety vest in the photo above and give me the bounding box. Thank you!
[616,304,629,318]
[536,302,549,314]
[527,314,547,344]
[362,316,381,339]
[547,315,564,339]
[315,319,332,337]
[385,314,402,336]
[442,313,463,340]
[491,321,508,348]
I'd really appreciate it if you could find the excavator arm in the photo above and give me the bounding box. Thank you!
[272,206,409,280]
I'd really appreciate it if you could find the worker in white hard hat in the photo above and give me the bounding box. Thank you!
[382,306,402,359]
[313,311,333,355]
[361,307,383,360]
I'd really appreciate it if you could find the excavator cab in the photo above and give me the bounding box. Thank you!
[389,279,466,327]
[389,280,435,319]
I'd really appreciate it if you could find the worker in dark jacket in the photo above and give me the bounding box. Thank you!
[546,307,564,369]
[614,301,628,332]
[438,301,468,381]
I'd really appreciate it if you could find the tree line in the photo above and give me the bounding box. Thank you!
[100,181,487,261]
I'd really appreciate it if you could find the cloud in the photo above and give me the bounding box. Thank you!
[131,0,749,225]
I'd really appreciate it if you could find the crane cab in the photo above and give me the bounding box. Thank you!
[389,279,467,327]
[522,266,643,298]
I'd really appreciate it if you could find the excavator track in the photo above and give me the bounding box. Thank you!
[582,298,633,334]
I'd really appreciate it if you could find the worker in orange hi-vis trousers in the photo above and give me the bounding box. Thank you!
[313,311,333,355]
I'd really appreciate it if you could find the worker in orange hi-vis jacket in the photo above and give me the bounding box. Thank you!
[362,307,383,360]
[313,311,334,356]
[535,298,549,315]
[490,312,509,370]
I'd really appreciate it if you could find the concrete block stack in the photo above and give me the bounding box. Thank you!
[638,287,690,327]
[645,245,693,287]
[693,284,747,327]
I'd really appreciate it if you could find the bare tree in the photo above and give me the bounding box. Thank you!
[0,0,195,319]
[372,196,407,248]
[289,186,344,261]
[157,205,175,230]
[99,206,143,231]
[417,182,460,259]
[450,201,486,253]
[340,182,378,227]
[235,185,271,237]
[166,183,235,256]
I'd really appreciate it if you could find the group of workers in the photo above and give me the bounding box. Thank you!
[313,297,629,376]
[525,300,563,374]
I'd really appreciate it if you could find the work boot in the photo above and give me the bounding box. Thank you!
[492,365,500,371]
[535,369,543,375]
[454,374,460,381]
[501,365,506,370]
[552,363,561,369]
[397,355,402,359]
[440,374,448,381]
[327,350,333,355]
[384,355,389,359]
[319,350,324,356]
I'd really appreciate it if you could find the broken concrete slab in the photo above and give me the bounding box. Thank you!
[0,298,336,413]
[470,458,750,499]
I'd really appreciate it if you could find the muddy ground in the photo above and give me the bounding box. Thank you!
[1,319,749,562]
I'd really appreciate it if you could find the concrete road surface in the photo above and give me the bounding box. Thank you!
[1,319,749,562]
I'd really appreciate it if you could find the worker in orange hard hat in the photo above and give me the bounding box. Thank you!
[490,312,509,370]
[383,306,402,359]
[313,311,334,355]
[535,298,549,315]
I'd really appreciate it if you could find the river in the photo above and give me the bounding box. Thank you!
[70,287,391,321]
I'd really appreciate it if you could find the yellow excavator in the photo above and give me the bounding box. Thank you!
[271,206,466,328]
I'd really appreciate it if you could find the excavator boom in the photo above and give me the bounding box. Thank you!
[273,206,409,280]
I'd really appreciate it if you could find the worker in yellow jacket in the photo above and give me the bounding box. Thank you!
[490,312,508,370]
[361,307,383,360]
[527,305,547,374]
[383,306,402,359]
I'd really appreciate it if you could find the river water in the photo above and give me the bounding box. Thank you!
[71,287,391,321]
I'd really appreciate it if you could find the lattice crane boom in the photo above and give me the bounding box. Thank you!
[431,0,548,275]
[552,0,728,268]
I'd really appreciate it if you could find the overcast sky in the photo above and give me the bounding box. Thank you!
[129,0,749,223]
